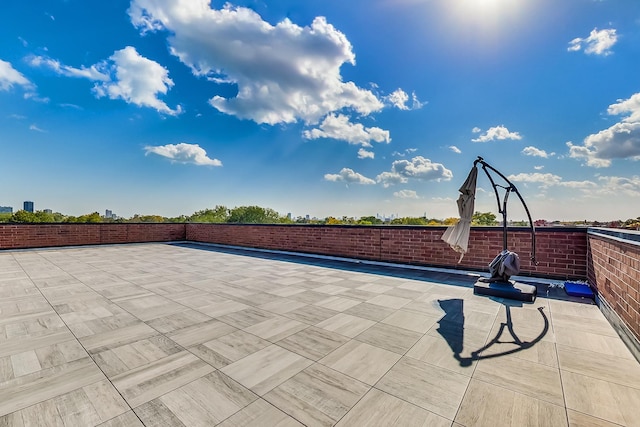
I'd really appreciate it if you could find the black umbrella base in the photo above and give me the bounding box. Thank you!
[474,278,537,303]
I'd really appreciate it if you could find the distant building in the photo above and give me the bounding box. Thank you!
[43,209,52,214]
[0,206,12,213]
[23,201,34,212]
[105,209,117,219]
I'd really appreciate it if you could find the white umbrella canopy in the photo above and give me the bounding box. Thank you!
[442,165,478,262]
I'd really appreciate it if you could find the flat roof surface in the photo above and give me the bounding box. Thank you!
[0,242,638,426]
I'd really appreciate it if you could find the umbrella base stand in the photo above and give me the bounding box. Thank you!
[474,278,537,303]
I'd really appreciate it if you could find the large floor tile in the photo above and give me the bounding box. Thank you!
[149,371,257,425]
[244,316,307,342]
[0,357,106,417]
[551,311,618,337]
[557,345,640,389]
[277,326,349,361]
[381,309,440,333]
[335,388,451,427]
[406,325,486,375]
[98,411,145,427]
[264,364,369,426]
[283,305,340,325]
[474,354,564,406]
[0,329,77,359]
[366,294,411,310]
[145,309,212,334]
[190,330,270,369]
[167,318,237,347]
[111,350,214,407]
[116,295,186,322]
[548,300,603,319]
[376,356,470,420]
[217,399,304,427]
[455,379,567,427]
[319,340,401,385]
[218,308,276,329]
[555,327,635,359]
[314,296,361,312]
[79,322,158,355]
[221,344,313,395]
[258,298,307,315]
[566,409,622,427]
[316,313,376,338]
[562,370,640,426]
[91,334,183,377]
[343,302,395,322]
[355,322,422,354]
[3,379,129,426]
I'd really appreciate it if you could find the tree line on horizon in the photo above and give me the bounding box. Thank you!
[0,205,498,226]
[1,206,638,229]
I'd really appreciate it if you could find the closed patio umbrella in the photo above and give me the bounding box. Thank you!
[442,165,478,262]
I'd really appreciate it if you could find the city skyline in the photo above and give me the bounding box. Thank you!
[1,0,640,222]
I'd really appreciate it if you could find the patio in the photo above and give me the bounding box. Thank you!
[0,242,638,426]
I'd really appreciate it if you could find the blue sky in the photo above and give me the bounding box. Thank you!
[1,0,639,221]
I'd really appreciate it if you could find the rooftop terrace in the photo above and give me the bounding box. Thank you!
[1,242,639,426]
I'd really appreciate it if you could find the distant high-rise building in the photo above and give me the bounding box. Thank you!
[23,201,34,212]
[105,209,113,218]
[0,206,12,213]
[43,209,52,214]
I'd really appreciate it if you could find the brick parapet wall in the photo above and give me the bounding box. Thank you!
[0,223,588,279]
[186,223,588,279]
[588,229,640,343]
[0,224,186,249]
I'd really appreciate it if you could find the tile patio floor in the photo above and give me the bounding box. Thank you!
[0,242,639,426]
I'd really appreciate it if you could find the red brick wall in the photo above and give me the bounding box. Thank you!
[588,230,640,342]
[187,224,588,279]
[0,224,186,249]
[0,223,588,279]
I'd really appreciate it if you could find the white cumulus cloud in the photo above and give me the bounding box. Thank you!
[144,142,222,166]
[508,172,562,186]
[30,47,181,115]
[568,28,618,56]
[129,0,383,125]
[387,88,409,110]
[303,113,390,146]
[324,168,375,185]
[377,156,452,187]
[358,148,374,159]
[568,92,640,167]
[29,124,46,132]
[0,59,33,91]
[449,145,462,154]
[28,55,109,81]
[94,47,181,115]
[508,172,597,191]
[597,175,640,196]
[394,189,419,199]
[472,125,522,142]
[522,146,553,158]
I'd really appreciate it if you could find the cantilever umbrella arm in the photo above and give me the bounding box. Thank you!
[473,156,538,265]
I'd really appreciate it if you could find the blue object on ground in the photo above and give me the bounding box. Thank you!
[564,282,594,298]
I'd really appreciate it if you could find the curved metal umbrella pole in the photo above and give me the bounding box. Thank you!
[474,156,538,265]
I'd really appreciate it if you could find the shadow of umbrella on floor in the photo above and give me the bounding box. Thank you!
[436,298,549,367]
[441,165,478,263]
